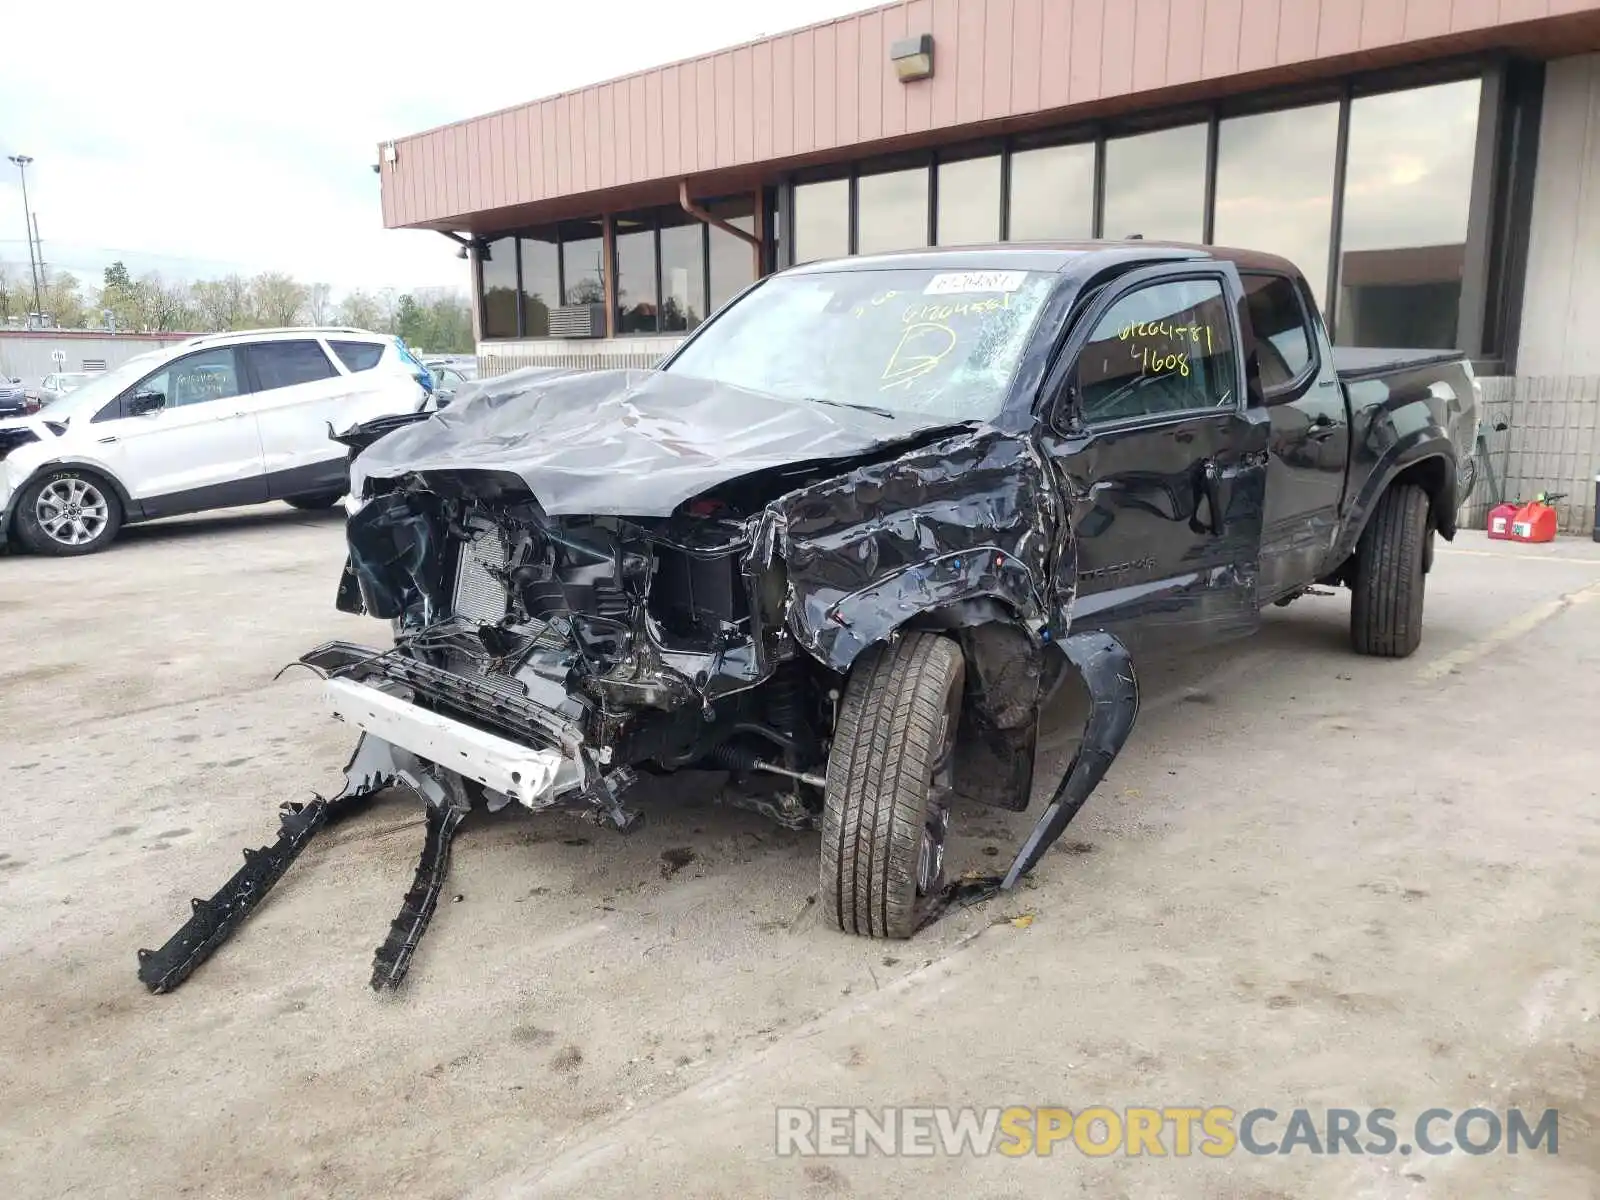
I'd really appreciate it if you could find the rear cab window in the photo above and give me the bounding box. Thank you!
[242,340,338,390]
[329,340,386,373]
[1240,273,1315,392]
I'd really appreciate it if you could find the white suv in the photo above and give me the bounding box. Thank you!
[0,328,431,556]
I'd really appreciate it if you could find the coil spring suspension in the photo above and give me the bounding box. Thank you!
[765,666,805,739]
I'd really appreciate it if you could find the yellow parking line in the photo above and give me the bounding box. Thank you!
[1417,580,1600,682]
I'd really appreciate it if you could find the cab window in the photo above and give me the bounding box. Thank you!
[1240,273,1314,391]
[1071,278,1238,425]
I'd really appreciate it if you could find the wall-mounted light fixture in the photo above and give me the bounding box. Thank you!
[890,34,934,83]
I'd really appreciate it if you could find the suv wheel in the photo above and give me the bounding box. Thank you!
[820,632,964,939]
[14,469,123,556]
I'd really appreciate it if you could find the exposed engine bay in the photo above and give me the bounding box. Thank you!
[135,365,1140,996]
[332,465,840,826]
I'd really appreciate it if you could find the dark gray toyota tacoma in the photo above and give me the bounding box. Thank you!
[139,242,1478,992]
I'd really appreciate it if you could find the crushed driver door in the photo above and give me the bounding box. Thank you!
[1038,263,1270,656]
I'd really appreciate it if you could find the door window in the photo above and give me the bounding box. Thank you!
[138,348,243,409]
[1073,279,1238,425]
[1240,274,1314,391]
[243,340,337,390]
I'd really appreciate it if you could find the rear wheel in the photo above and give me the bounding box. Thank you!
[820,632,964,939]
[14,469,123,556]
[1350,483,1429,658]
[285,491,343,511]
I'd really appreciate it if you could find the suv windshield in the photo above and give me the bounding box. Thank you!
[664,267,1056,421]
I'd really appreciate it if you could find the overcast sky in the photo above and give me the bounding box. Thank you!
[0,0,869,299]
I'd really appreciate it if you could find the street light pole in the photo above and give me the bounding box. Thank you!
[7,154,43,315]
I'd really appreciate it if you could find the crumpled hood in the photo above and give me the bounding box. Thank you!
[350,366,968,517]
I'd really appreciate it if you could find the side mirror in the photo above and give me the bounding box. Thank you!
[129,389,166,415]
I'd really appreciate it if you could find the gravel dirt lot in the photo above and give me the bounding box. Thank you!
[1,507,1596,1199]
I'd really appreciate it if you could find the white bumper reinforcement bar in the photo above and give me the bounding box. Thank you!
[323,677,581,808]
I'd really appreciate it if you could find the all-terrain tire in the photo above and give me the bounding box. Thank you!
[1350,483,1429,658]
[13,468,124,556]
[820,632,964,939]
[285,492,344,511]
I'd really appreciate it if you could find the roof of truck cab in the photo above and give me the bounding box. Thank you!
[783,241,1303,279]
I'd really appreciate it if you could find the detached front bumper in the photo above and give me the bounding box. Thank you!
[302,640,593,810]
[324,678,581,807]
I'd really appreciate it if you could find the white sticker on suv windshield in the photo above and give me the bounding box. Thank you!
[923,270,1027,296]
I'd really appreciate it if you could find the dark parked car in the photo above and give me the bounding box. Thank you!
[0,377,31,418]
[140,242,1478,993]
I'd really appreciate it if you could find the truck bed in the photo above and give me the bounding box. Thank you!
[1331,346,1468,382]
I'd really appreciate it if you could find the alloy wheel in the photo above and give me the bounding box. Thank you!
[35,477,110,547]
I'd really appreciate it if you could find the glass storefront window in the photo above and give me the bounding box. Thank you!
[793,179,849,262]
[856,166,930,254]
[561,222,605,308]
[659,214,706,333]
[1008,142,1095,240]
[936,154,1001,245]
[708,196,757,313]
[1103,123,1207,242]
[1335,78,1481,348]
[480,235,518,339]
[613,216,658,334]
[518,233,559,339]
[1214,103,1340,304]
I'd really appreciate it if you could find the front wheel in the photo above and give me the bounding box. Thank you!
[14,469,123,556]
[1350,483,1429,658]
[820,632,964,939]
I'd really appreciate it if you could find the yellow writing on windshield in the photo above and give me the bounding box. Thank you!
[901,294,1011,325]
[849,290,904,318]
[880,322,957,391]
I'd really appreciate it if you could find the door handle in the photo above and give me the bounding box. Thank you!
[1190,459,1225,537]
[97,436,117,444]
[1306,414,1339,440]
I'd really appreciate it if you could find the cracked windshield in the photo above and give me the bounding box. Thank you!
[665,267,1055,420]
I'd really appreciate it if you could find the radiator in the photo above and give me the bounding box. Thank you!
[452,526,510,624]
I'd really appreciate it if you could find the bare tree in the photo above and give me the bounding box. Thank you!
[128,272,195,331]
[335,289,385,331]
[0,261,17,322]
[38,270,88,328]
[191,275,251,331]
[305,282,333,325]
[249,271,308,326]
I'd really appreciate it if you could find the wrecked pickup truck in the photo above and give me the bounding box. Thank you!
[138,243,1477,992]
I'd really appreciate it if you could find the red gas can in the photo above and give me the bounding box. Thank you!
[1487,501,1520,540]
[1511,495,1561,544]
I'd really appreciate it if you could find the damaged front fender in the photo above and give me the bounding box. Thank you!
[769,429,1060,674]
